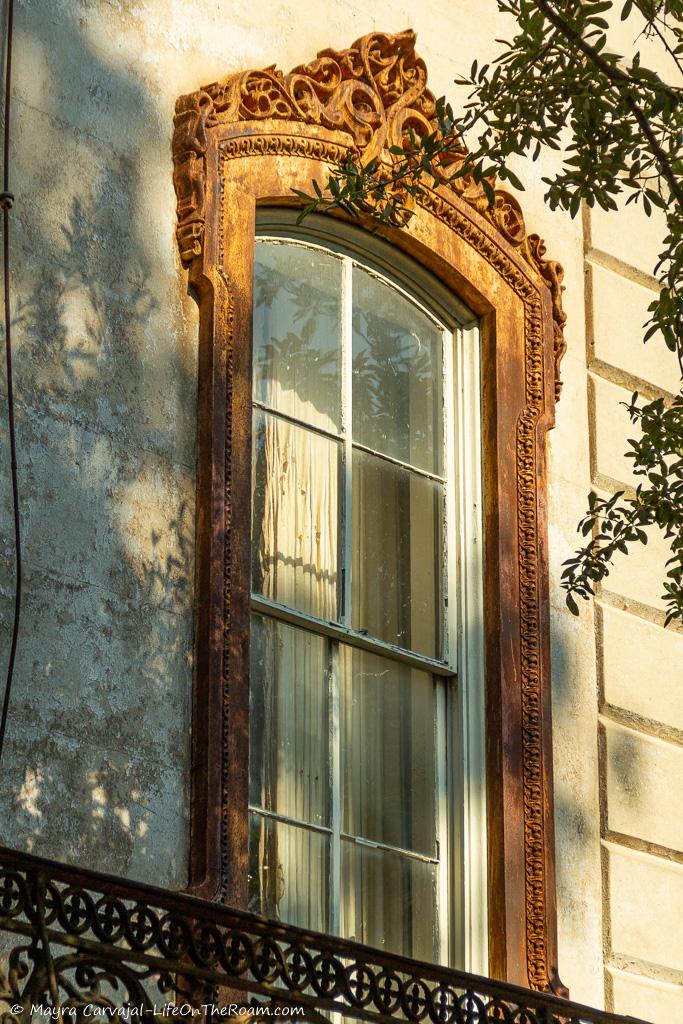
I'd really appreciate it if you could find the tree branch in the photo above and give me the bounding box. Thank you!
[531,0,679,97]
[530,0,683,207]
[633,0,683,78]
[625,95,683,207]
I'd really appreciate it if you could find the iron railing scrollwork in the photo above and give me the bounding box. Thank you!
[0,847,648,1024]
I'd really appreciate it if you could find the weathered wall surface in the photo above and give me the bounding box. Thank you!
[0,0,680,1019]
[0,0,202,885]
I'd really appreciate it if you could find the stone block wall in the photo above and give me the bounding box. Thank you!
[584,198,683,1020]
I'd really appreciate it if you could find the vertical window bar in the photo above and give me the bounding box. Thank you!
[456,321,488,975]
[341,256,353,629]
[439,326,456,966]
[443,326,458,672]
[332,254,353,936]
[328,639,341,936]
[435,678,450,965]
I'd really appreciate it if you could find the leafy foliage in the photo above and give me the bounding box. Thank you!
[563,391,683,624]
[298,0,683,624]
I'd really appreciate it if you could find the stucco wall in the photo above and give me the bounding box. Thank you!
[0,0,680,1020]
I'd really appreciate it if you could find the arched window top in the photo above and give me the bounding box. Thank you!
[173,29,568,999]
[252,230,457,472]
[172,29,566,397]
[255,208,477,330]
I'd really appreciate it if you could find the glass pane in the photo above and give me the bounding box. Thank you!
[254,240,342,432]
[248,813,329,931]
[250,614,329,827]
[340,646,437,855]
[252,409,340,620]
[352,448,443,658]
[352,265,444,475]
[341,840,438,961]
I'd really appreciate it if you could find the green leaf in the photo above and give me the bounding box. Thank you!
[504,167,525,191]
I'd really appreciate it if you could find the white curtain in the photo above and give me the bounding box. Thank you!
[254,384,338,619]
[250,384,338,930]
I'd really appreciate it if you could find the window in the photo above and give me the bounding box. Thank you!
[174,29,566,989]
[245,222,486,968]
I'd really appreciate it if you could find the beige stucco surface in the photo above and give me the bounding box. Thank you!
[0,0,681,1020]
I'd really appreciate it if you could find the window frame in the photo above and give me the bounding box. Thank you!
[247,223,488,971]
[172,28,568,996]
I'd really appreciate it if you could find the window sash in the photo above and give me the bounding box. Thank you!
[249,233,481,968]
[248,608,450,963]
[253,235,457,669]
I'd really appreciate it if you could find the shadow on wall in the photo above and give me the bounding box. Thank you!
[0,3,197,888]
[549,619,646,949]
[0,0,653,924]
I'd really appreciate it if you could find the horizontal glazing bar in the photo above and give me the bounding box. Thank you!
[341,832,440,865]
[249,805,333,836]
[251,593,456,678]
[351,439,446,483]
[252,399,343,442]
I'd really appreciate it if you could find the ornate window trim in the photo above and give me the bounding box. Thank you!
[172,29,568,998]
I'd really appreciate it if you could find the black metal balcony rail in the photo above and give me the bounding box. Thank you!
[0,846,647,1024]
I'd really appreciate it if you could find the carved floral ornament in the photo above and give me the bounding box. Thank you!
[172,29,567,396]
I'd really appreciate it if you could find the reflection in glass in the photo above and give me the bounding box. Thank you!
[353,265,444,475]
[250,614,329,827]
[248,813,329,931]
[352,449,443,658]
[252,410,340,620]
[254,241,342,432]
[249,238,456,960]
[341,840,438,960]
[340,646,437,856]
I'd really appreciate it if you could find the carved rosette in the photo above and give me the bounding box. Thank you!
[171,29,566,397]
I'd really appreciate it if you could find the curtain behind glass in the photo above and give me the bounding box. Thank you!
[352,265,443,475]
[248,593,332,931]
[339,645,439,961]
[252,410,339,620]
[250,615,329,827]
[352,449,443,659]
[250,241,342,933]
[249,238,449,959]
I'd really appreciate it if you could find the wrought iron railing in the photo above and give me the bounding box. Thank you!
[0,846,648,1024]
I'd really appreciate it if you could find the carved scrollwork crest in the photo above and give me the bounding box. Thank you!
[171,30,566,394]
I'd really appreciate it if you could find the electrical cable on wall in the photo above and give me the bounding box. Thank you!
[0,0,19,765]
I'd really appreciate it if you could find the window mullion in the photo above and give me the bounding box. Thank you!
[341,254,353,628]
[329,641,341,937]
[444,326,458,674]
[332,254,353,938]
[250,592,457,676]
[435,679,450,965]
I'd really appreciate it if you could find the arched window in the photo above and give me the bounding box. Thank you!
[246,218,486,967]
[173,30,567,994]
